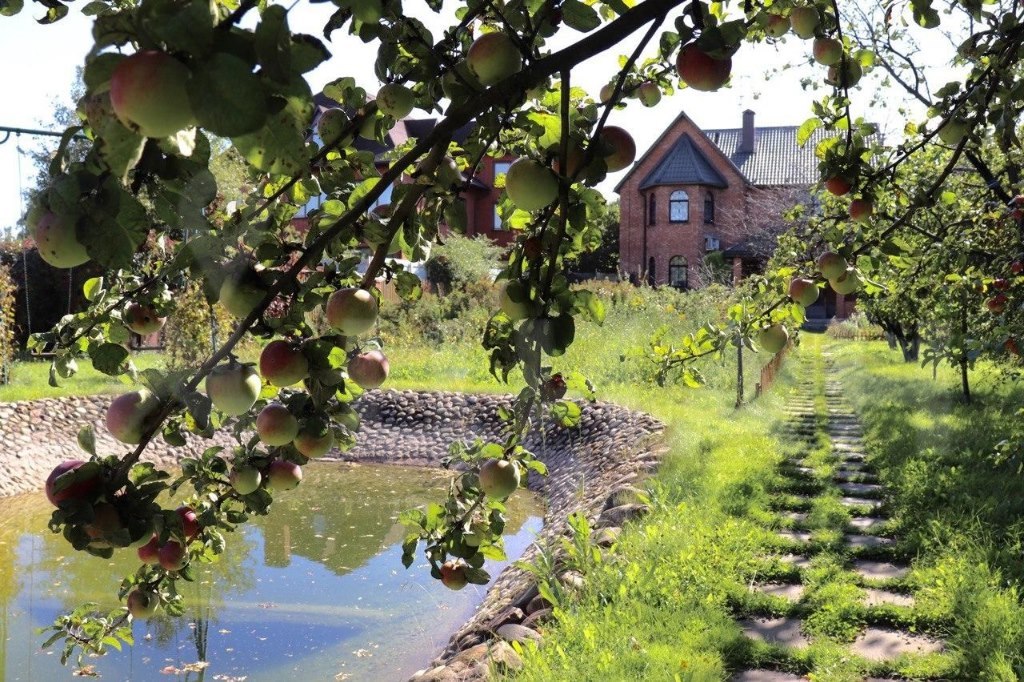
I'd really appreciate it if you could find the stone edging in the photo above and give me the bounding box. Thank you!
[0,390,666,680]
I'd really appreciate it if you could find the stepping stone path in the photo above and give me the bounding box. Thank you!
[734,357,946,679]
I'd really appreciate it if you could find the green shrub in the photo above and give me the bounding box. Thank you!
[825,312,885,340]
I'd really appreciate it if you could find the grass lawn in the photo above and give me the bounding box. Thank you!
[0,353,166,402]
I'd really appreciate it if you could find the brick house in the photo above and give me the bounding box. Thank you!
[615,110,855,322]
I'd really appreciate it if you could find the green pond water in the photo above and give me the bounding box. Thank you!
[0,462,544,681]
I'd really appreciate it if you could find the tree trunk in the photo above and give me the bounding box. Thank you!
[960,356,971,403]
[903,333,920,362]
[885,331,898,350]
[736,341,744,408]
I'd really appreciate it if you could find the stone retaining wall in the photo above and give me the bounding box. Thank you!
[0,390,666,680]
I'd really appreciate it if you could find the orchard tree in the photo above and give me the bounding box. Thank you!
[4,0,1024,665]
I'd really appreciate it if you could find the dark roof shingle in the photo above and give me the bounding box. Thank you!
[638,134,729,190]
[702,125,831,186]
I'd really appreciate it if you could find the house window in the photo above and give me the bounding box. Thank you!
[669,256,688,289]
[647,193,656,225]
[494,161,513,230]
[647,256,656,286]
[704,192,715,224]
[669,190,689,222]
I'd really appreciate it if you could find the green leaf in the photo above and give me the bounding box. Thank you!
[77,425,97,455]
[254,5,291,83]
[91,343,129,376]
[394,271,422,302]
[0,0,24,16]
[94,120,146,181]
[562,0,600,32]
[234,91,311,175]
[797,117,821,147]
[83,277,105,302]
[188,53,268,137]
[80,179,148,268]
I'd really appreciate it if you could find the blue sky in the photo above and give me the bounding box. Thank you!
[0,3,954,237]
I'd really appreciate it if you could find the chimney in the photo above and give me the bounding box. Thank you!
[740,109,755,154]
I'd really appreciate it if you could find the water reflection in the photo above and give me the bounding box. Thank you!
[0,463,543,681]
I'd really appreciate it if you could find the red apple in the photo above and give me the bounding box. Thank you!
[259,340,309,387]
[505,159,558,212]
[676,44,732,92]
[466,32,522,86]
[540,373,567,401]
[817,252,848,280]
[126,589,159,618]
[1006,337,1020,356]
[789,6,820,39]
[600,126,636,172]
[994,278,1010,291]
[33,211,89,269]
[813,37,844,66]
[825,176,853,196]
[175,506,200,541]
[479,459,520,499]
[827,59,864,88]
[764,13,789,37]
[326,287,379,336]
[45,460,100,506]
[106,389,160,444]
[124,303,165,336]
[293,427,335,458]
[266,459,303,491]
[257,403,300,446]
[376,83,415,119]
[206,362,261,417]
[440,560,468,590]
[158,540,187,571]
[788,277,820,307]
[988,294,1008,313]
[137,535,160,564]
[849,198,873,223]
[1013,261,1024,275]
[757,324,789,354]
[229,465,262,495]
[110,51,195,138]
[347,349,390,390]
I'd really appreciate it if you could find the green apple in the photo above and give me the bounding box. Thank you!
[757,324,789,354]
[479,459,520,499]
[376,83,415,119]
[205,363,261,416]
[505,159,558,212]
[229,465,262,495]
[33,211,89,269]
[110,51,195,138]
[466,32,522,86]
[106,389,160,444]
[326,287,379,336]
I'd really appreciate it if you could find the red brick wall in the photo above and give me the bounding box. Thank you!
[466,155,515,248]
[617,115,799,287]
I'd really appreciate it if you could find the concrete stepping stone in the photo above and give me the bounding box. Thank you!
[781,511,808,524]
[837,460,869,471]
[839,482,884,496]
[777,530,812,543]
[862,588,914,607]
[835,469,876,482]
[751,582,806,601]
[840,496,882,509]
[848,517,886,532]
[732,671,808,682]
[779,554,812,569]
[846,534,894,549]
[782,465,815,478]
[739,617,810,649]
[853,559,909,581]
[851,627,943,661]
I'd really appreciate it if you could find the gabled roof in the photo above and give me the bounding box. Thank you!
[638,134,729,190]
[702,125,832,186]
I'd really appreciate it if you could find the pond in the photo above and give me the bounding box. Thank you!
[0,462,545,681]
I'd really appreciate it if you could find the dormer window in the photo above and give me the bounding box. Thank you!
[669,190,689,223]
[704,191,715,224]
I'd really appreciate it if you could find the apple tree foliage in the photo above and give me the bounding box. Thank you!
[3,0,1024,663]
[0,263,15,383]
